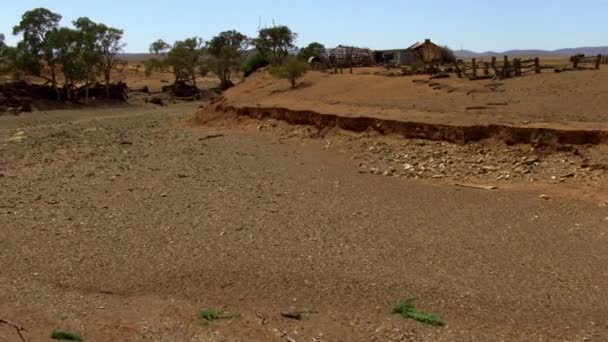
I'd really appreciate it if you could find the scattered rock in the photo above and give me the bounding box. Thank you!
[281,311,303,320]
[524,156,540,165]
[148,97,165,106]
[539,194,550,200]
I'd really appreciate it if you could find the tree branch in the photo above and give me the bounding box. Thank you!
[0,318,29,342]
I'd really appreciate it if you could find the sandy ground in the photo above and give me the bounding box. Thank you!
[223,67,608,130]
[1,105,607,341]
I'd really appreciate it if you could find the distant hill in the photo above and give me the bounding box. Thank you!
[456,46,608,58]
[119,53,155,62]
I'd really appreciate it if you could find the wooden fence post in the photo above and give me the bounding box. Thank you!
[472,58,477,79]
[573,56,579,69]
[491,56,496,68]
[534,57,541,74]
[503,56,509,78]
[595,55,602,70]
[516,58,522,76]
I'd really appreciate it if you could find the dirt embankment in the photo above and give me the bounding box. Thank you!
[220,67,608,127]
[209,103,608,146]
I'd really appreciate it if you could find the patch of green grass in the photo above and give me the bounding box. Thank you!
[199,310,225,321]
[198,309,240,322]
[50,330,83,341]
[392,298,445,327]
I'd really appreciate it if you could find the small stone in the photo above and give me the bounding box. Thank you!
[539,194,550,200]
[524,156,540,165]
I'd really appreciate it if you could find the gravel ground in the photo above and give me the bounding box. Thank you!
[1,105,608,341]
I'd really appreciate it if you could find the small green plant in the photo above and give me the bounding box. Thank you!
[50,330,83,341]
[269,58,310,89]
[198,309,240,323]
[392,298,445,326]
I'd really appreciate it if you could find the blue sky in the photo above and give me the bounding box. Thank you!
[2,0,607,52]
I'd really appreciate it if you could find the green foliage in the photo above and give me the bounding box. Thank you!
[253,26,296,65]
[269,57,309,89]
[0,33,5,55]
[0,33,7,67]
[298,42,325,61]
[199,310,225,321]
[240,53,268,77]
[204,30,248,90]
[392,298,445,327]
[167,37,203,86]
[12,7,62,97]
[12,8,62,57]
[48,27,87,97]
[97,26,125,93]
[50,330,83,341]
[7,8,125,99]
[149,39,171,56]
[72,17,104,81]
[439,45,456,63]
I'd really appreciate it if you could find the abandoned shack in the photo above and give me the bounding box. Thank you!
[375,39,444,65]
[316,46,374,67]
[408,39,443,64]
[374,49,417,65]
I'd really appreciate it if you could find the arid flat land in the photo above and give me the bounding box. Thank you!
[1,103,607,341]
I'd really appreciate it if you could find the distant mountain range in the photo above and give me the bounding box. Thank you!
[119,53,155,62]
[455,47,608,58]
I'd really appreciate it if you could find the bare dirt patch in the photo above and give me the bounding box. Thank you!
[2,104,607,341]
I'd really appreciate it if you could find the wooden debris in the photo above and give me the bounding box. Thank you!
[454,183,498,190]
[198,134,224,141]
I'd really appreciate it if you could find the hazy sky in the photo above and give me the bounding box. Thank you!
[2,0,607,52]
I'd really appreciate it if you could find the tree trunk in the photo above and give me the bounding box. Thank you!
[104,69,111,97]
[50,67,60,101]
[84,70,90,101]
[63,73,70,101]
[291,77,296,89]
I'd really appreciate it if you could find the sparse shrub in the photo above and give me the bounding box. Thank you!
[240,53,268,77]
[144,57,164,77]
[269,58,309,89]
[439,45,456,63]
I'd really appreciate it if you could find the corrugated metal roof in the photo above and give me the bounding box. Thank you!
[407,41,426,50]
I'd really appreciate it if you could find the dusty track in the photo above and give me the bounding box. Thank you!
[1,105,607,341]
